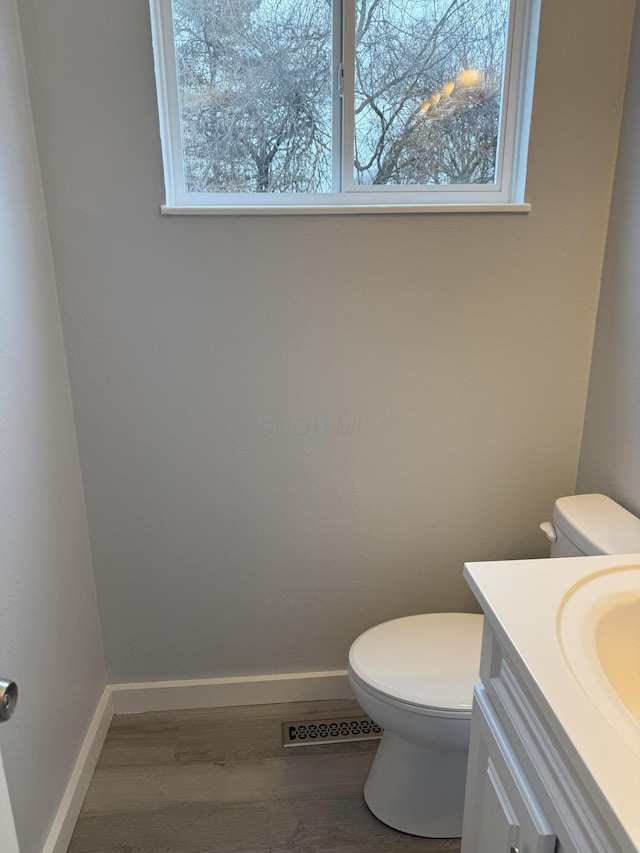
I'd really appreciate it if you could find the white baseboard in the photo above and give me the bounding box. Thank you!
[111,669,352,714]
[42,686,114,853]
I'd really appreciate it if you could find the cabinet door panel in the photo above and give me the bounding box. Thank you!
[462,686,556,853]
[473,755,519,851]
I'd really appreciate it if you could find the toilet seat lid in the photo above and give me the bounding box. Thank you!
[348,613,483,711]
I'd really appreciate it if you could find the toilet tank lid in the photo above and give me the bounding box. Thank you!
[553,494,640,555]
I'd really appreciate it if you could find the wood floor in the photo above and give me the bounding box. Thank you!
[68,698,462,853]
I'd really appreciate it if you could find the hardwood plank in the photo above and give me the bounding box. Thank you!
[79,752,376,815]
[67,802,271,853]
[268,797,462,851]
[69,798,460,853]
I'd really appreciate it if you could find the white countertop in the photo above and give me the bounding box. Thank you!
[464,553,640,853]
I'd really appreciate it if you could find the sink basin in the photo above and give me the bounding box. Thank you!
[596,590,640,725]
[558,565,640,754]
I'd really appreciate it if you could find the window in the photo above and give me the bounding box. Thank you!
[149,0,540,213]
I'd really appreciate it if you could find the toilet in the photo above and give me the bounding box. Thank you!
[348,493,640,838]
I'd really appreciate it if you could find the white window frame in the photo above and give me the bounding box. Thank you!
[149,0,540,215]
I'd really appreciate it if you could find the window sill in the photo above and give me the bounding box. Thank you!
[160,202,532,216]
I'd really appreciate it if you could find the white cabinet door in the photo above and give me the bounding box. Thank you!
[461,686,557,853]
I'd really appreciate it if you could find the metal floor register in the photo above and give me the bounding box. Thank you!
[282,715,383,747]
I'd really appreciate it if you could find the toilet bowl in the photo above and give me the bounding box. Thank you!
[348,494,640,838]
[348,612,483,837]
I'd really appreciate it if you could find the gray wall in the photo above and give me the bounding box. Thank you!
[18,0,634,683]
[577,6,640,517]
[0,1,106,849]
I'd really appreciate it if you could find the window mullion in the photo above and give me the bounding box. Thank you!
[331,0,344,192]
[340,0,355,193]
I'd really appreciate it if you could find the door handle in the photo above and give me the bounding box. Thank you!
[0,679,18,722]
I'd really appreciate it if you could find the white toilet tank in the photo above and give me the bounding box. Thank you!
[542,493,640,557]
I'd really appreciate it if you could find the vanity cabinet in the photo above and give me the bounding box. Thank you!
[461,620,632,853]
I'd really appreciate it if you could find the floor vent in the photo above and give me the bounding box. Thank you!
[282,716,383,747]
